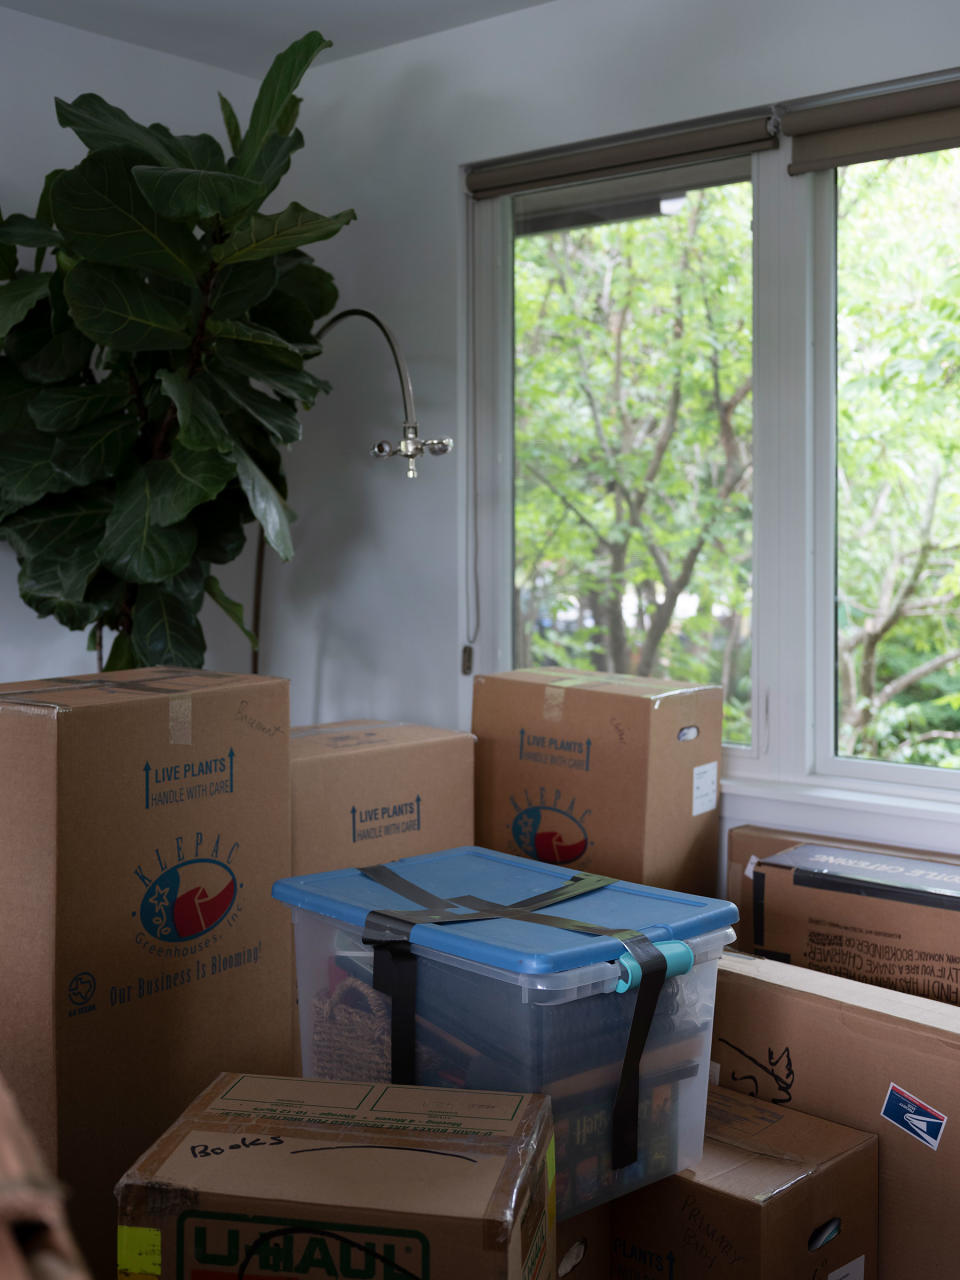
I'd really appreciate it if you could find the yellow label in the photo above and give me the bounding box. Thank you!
[118,1225,162,1277]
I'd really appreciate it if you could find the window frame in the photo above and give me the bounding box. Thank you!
[467,135,960,858]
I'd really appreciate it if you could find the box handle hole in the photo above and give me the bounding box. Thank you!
[558,1239,587,1277]
[808,1217,842,1251]
[677,725,699,741]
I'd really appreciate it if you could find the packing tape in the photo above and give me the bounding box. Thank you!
[168,695,192,745]
[117,1225,161,1277]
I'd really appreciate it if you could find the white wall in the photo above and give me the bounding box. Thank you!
[0,9,258,682]
[6,0,960,726]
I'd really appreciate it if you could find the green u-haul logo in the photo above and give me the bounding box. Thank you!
[178,1214,428,1279]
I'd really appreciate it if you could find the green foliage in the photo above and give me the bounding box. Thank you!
[514,185,754,742]
[0,31,355,668]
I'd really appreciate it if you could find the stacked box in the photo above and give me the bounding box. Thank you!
[290,720,474,874]
[611,1087,877,1280]
[116,1072,556,1280]
[473,669,722,895]
[0,668,293,1277]
[713,951,960,1279]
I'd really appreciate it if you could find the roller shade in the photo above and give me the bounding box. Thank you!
[466,111,777,200]
[783,71,960,174]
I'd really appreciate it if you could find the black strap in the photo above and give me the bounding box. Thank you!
[358,862,673,1166]
[372,942,419,1083]
[610,937,667,1169]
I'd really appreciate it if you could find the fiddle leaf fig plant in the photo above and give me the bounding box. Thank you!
[0,31,355,669]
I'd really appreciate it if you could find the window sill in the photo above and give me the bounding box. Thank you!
[719,773,960,857]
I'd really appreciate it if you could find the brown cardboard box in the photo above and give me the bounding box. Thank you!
[725,825,956,953]
[290,720,475,874]
[610,1086,877,1280]
[558,1206,612,1280]
[0,668,293,1278]
[116,1072,556,1280]
[748,842,960,1005]
[713,951,960,1279]
[473,670,722,894]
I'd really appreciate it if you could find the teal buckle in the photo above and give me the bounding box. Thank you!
[615,940,694,992]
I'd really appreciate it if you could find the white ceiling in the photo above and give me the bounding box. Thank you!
[0,0,554,77]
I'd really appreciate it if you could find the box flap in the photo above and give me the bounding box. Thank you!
[0,669,282,714]
[119,1074,550,1226]
[291,721,473,757]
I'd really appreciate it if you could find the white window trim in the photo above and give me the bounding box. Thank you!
[468,141,960,855]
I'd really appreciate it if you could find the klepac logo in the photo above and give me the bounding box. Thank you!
[179,1214,428,1279]
[140,859,237,942]
[133,831,242,956]
[510,789,591,865]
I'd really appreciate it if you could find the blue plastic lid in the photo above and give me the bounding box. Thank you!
[272,847,738,975]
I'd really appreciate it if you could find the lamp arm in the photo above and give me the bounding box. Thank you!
[315,307,418,433]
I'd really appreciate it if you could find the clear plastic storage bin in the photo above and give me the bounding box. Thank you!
[273,847,737,1217]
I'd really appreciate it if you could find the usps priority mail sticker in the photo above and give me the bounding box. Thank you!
[881,1082,947,1150]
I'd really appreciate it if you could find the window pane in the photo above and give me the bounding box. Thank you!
[513,181,754,745]
[836,150,960,768]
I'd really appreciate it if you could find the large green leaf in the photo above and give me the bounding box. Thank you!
[171,133,226,171]
[234,32,331,176]
[132,165,265,223]
[213,202,356,266]
[209,259,278,319]
[0,422,76,507]
[193,486,249,563]
[231,443,293,559]
[34,170,66,271]
[52,151,205,283]
[206,573,257,646]
[131,585,205,666]
[214,343,325,407]
[65,262,191,351]
[245,130,304,199]
[29,380,130,433]
[206,316,302,365]
[211,371,301,443]
[158,368,231,452]
[249,290,314,344]
[0,363,37,430]
[52,412,138,485]
[168,558,209,611]
[104,630,137,670]
[1,489,112,601]
[99,469,197,582]
[219,94,243,157]
[20,582,105,630]
[0,209,17,281]
[0,216,63,248]
[55,94,189,166]
[145,440,235,526]
[276,260,338,320]
[19,327,93,384]
[0,273,52,339]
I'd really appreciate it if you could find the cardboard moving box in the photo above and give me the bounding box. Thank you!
[0,669,293,1278]
[116,1072,556,1280]
[473,670,722,894]
[610,1086,877,1280]
[749,841,960,1005]
[291,720,474,875]
[712,951,960,1280]
[724,824,957,954]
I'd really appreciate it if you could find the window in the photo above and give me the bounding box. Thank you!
[512,165,754,744]
[467,74,960,850]
[834,150,960,769]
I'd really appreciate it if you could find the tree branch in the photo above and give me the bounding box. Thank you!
[523,462,611,549]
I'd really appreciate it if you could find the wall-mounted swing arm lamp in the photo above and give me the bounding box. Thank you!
[251,307,453,672]
[314,307,454,480]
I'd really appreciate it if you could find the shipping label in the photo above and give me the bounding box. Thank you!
[881,1083,946,1150]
